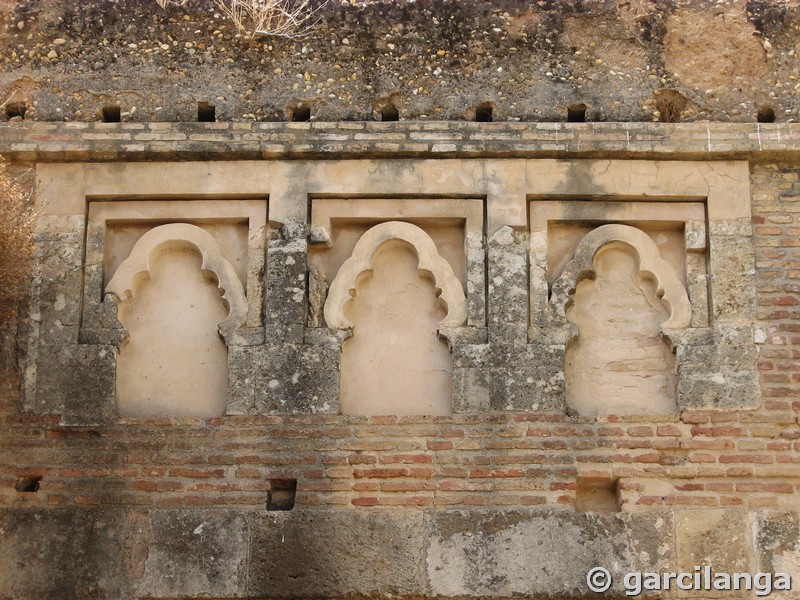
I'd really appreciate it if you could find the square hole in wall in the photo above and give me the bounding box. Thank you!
[266,478,297,511]
[575,476,619,513]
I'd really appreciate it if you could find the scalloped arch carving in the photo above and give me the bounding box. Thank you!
[326,222,466,416]
[555,224,688,417]
[105,223,247,419]
[106,223,247,337]
[551,224,691,329]
[324,221,467,330]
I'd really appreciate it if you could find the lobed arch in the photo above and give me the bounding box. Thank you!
[105,223,247,338]
[551,223,692,330]
[324,221,468,330]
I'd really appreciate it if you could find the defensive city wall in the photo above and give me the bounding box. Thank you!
[0,0,799,598]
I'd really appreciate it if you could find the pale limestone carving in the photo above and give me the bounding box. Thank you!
[565,244,678,416]
[325,222,467,416]
[552,224,692,330]
[324,221,468,330]
[554,224,690,416]
[309,197,485,327]
[106,223,247,418]
[107,223,247,338]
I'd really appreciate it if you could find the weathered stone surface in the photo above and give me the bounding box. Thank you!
[31,344,116,424]
[756,512,800,582]
[228,345,258,415]
[247,508,426,598]
[675,509,754,581]
[453,366,490,412]
[489,366,564,412]
[0,1,796,124]
[266,220,308,327]
[708,235,758,323]
[676,325,761,410]
[0,509,147,600]
[487,226,528,328]
[137,510,248,598]
[254,343,338,414]
[427,509,674,597]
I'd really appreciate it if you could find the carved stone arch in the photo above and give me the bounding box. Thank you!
[106,223,247,338]
[551,223,691,329]
[106,223,248,419]
[553,223,689,417]
[324,221,468,330]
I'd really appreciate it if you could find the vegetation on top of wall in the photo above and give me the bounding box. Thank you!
[155,0,327,38]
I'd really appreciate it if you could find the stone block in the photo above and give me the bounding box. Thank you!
[487,226,528,327]
[255,344,338,413]
[427,509,674,597]
[266,219,308,326]
[756,512,800,582]
[0,509,147,600]
[246,508,426,597]
[31,345,116,423]
[453,367,490,412]
[675,509,754,598]
[489,366,565,412]
[137,510,248,598]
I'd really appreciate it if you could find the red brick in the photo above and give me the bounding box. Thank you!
[627,426,653,437]
[597,426,625,436]
[380,481,435,492]
[675,483,705,491]
[657,426,683,437]
[520,495,547,505]
[353,468,409,479]
[379,454,433,464]
[736,482,794,493]
[131,480,157,492]
[438,481,464,491]
[348,454,377,465]
[427,440,453,450]
[170,468,226,478]
[682,412,711,424]
[464,495,489,506]
[469,469,524,478]
[720,496,745,506]
[352,482,378,492]
[719,455,773,464]
[689,453,717,463]
[665,495,717,506]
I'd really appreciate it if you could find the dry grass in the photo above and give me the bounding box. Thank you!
[212,0,324,38]
[155,0,324,38]
[0,157,36,320]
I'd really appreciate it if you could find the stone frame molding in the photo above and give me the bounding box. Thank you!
[26,158,760,421]
[527,160,759,413]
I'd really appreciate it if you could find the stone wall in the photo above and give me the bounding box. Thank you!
[0,0,800,598]
[0,121,797,598]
